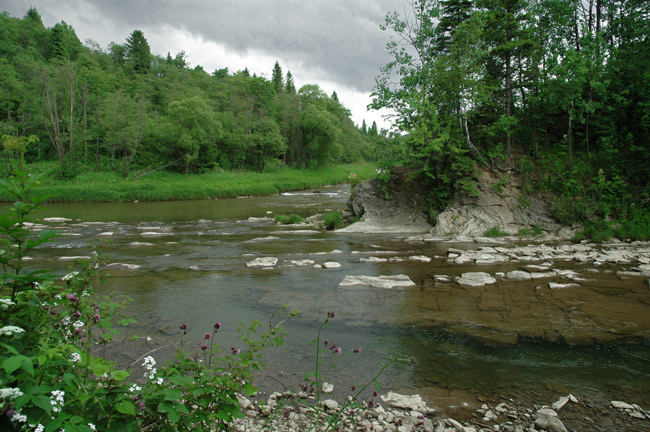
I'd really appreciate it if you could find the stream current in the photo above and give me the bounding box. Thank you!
[26,185,650,415]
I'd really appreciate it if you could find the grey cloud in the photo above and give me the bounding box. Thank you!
[2,0,405,91]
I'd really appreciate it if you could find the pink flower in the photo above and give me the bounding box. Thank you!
[214,322,221,330]
[354,348,361,354]
[204,333,211,340]
[335,347,342,354]
[179,323,187,330]
[200,344,208,351]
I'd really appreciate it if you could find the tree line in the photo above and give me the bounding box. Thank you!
[373,0,649,223]
[0,8,388,178]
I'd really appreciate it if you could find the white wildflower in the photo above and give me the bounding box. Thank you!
[142,356,156,369]
[35,423,44,432]
[144,369,157,380]
[69,352,81,363]
[155,377,164,385]
[0,298,15,309]
[33,282,41,290]
[55,294,62,300]
[62,316,71,326]
[88,423,96,431]
[11,411,27,423]
[0,387,24,399]
[72,320,85,329]
[0,326,25,336]
[62,271,79,281]
[129,384,141,392]
[50,389,65,413]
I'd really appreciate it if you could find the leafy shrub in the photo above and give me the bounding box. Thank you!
[483,226,509,237]
[275,214,305,224]
[322,211,342,230]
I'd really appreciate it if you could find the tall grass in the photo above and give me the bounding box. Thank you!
[0,163,377,203]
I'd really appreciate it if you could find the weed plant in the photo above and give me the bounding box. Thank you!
[483,226,509,237]
[322,212,342,230]
[274,214,305,224]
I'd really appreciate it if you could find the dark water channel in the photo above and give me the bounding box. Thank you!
[28,186,650,415]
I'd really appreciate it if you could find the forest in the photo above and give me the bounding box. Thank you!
[0,8,386,179]
[1,1,649,239]
[372,0,649,239]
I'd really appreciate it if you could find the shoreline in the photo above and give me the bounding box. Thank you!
[230,388,650,431]
[0,163,377,203]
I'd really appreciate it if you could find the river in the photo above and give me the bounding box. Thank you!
[26,185,650,417]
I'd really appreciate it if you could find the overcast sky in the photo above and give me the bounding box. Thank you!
[1,0,404,130]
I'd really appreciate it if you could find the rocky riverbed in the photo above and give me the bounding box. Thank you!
[229,389,650,431]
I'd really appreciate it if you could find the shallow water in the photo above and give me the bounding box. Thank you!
[27,186,650,413]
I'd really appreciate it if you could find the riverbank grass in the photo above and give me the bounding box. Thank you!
[0,162,377,202]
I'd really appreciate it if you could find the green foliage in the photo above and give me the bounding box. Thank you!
[322,211,342,230]
[0,162,377,202]
[274,214,305,224]
[517,224,543,237]
[0,9,386,181]
[483,226,509,237]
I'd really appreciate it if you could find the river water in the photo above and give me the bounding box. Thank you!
[26,185,650,416]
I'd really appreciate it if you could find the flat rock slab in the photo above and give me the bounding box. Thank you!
[380,392,435,413]
[246,257,278,268]
[339,274,416,289]
[457,272,497,286]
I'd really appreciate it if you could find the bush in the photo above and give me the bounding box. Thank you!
[322,211,342,230]
[275,214,305,224]
[483,226,509,237]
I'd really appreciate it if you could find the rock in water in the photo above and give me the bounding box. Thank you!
[457,272,497,286]
[246,257,278,268]
[339,275,416,289]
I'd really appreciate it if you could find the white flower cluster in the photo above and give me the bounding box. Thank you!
[0,325,25,336]
[129,384,141,392]
[62,271,79,281]
[0,298,15,309]
[34,423,44,432]
[155,377,164,385]
[50,390,65,413]
[88,422,96,431]
[72,320,85,330]
[69,352,82,363]
[142,356,157,380]
[11,410,27,423]
[62,316,72,326]
[0,387,24,399]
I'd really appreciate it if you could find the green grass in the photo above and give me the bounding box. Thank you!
[322,211,342,230]
[0,162,378,203]
[517,224,543,237]
[483,226,509,237]
[274,214,305,224]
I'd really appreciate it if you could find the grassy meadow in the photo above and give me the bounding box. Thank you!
[0,162,377,203]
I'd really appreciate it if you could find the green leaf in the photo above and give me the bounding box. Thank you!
[116,400,136,416]
[168,375,194,386]
[4,355,25,374]
[32,394,52,413]
[112,369,130,381]
[163,388,183,401]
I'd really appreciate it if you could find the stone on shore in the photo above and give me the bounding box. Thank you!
[380,391,435,413]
